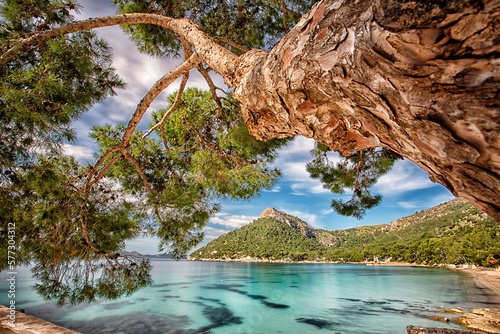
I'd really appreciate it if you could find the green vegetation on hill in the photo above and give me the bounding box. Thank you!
[194,218,326,261]
[189,199,500,267]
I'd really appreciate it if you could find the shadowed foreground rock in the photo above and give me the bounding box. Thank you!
[0,306,79,334]
[407,325,498,334]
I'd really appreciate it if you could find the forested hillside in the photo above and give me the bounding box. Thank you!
[189,199,500,267]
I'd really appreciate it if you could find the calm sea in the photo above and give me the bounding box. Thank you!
[1,261,497,333]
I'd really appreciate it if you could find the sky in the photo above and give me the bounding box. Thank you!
[68,0,456,254]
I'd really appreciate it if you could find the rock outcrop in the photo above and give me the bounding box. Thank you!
[0,306,79,334]
[260,207,316,238]
[455,309,500,333]
[407,326,494,334]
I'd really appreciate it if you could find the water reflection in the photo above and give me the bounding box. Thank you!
[31,253,152,306]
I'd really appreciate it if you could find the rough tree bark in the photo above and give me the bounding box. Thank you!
[233,0,500,221]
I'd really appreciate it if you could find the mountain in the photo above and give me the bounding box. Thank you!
[189,199,500,267]
[120,251,175,259]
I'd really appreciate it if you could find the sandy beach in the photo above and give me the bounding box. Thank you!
[457,267,500,305]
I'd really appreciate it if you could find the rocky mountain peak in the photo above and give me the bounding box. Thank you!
[259,207,316,238]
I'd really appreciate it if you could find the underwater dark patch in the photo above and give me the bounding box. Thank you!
[101,300,135,310]
[296,317,334,329]
[363,300,388,305]
[196,305,243,333]
[59,311,196,334]
[151,282,191,288]
[261,301,289,309]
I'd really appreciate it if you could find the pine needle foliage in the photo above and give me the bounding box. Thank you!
[307,143,398,218]
[90,88,291,258]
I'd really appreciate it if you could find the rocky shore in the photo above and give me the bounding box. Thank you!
[0,306,79,334]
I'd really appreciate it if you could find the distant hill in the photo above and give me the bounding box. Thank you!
[189,199,500,267]
[121,251,175,259]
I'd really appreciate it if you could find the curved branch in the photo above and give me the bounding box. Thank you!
[214,37,249,53]
[198,65,223,110]
[120,51,200,146]
[142,73,189,141]
[84,145,121,188]
[143,37,193,142]
[81,52,200,193]
[0,13,238,82]
[123,153,154,195]
[82,152,123,193]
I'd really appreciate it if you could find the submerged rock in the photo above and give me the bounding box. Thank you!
[296,317,333,329]
[429,316,450,323]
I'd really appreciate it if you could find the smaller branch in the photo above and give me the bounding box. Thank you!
[123,152,154,195]
[81,152,123,194]
[217,87,230,95]
[279,0,301,18]
[279,0,289,32]
[198,65,223,109]
[214,37,249,53]
[141,73,189,141]
[81,52,200,193]
[120,51,200,146]
[83,145,121,188]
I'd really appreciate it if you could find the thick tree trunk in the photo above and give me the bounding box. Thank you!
[233,0,500,220]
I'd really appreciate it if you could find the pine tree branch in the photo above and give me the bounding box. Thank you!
[82,52,199,193]
[142,39,194,142]
[82,153,123,194]
[123,152,154,195]
[197,65,223,110]
[120,51,200,147]
[0,13,238,82]
[214,37,249,53]
[142,73,189,141]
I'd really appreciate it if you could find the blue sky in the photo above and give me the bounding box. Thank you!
[69,1,455,254]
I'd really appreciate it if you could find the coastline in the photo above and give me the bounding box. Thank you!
[454,267,500,305]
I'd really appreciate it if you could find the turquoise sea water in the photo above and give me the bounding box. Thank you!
[1,261,498,333]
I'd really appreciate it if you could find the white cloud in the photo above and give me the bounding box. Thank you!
[202,226,232,240]
[209,213,258,229]
[274,137,333,196]
[397,193,456,210]
[62,143,94,161]
[320,208,334,215]
[264,185,281,193]
[374,159,436,196]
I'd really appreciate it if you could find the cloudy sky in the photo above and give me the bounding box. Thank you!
[70,1,455,254]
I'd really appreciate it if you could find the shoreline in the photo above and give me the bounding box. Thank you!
[454,267,500,306]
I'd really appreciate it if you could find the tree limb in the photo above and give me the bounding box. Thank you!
[0,13,238,82]
[197,65,223,110]
[214,37,249,53]
[120,51,200,147]
[123,152,154,196]
[81,52,200,193]
[142,73,189,142]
